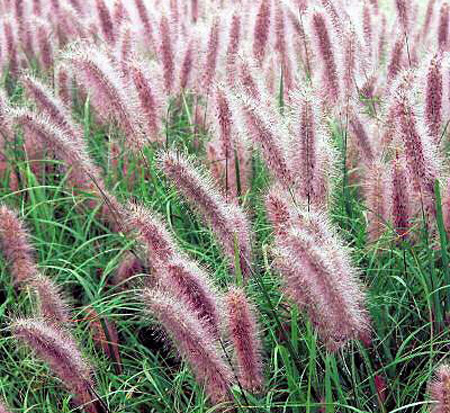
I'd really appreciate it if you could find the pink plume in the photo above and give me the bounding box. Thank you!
[0,205,37,285]
[13,318,97,412]
[253,0,271,65]
[309,9,340,106]
[159,15,175,94]
[425,54,443,142]
[389,153,411,242]
[159,256,222,337]
[28,274,70,326]
[158,151,253,278]
[226,287,263,393]
[203,17,221,92]
[95,0,116,45]
[142,289,233,404]
[429,364,450,413]
[438,2,449,50]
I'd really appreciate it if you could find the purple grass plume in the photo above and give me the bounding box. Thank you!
[0,205,37,285]
[95,0,115,45]
[21,73,83,141]
[309,8,340,106]
[272,200,370,350]
[203,17,221,92]
[424,54,443,142]
[394,91,439,217]
[288,88,332,206]
[142,289,234,405]
[389,152,411,243]
[158,150,252,279]
[438,2,449,50]
[126,60,163,143]
[158,15,175,95]
[13,318,98,412]
[429,364,450,413]
[230,89,293,187]
[28,274,71,326]
[159,256,222,337]
[226,287,263,393]
[125,202,177,268]
[63,44,146,151]
[253,0,271,65]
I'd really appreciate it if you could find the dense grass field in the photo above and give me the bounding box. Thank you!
[0,0,449,412]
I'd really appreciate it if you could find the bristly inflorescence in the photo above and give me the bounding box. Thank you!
[429,364,450,413]
[0,205,37,285]
[269,189,370,350]
[13,319,98,412]
[142,289,234,404]
[158,150,252,279]
[225,287,263,393]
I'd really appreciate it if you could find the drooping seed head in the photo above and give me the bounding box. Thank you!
[424,54,443,142]
[159,256,222,337]
[13,319,95,410]
[309,8,340,106]
[158,150,253,278]
[95,0,116,44]
[142,289,234,404]
[253,0,271,65]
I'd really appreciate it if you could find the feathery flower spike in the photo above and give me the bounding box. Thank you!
[0,205,37,285]
[13,318,97,412]
[429,364,450,413]
[142,289,233,404]
[158,151,252,278]
[28,274,70,325]
[226,287,263,393]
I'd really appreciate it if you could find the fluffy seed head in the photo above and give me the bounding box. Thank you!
[389,153,411,242]
[159,256,222,337]
[127,60,162,142]
[142,289,234,404]
[253,0,271,65]
[425,54,443,141]
[158,151,252,278]
[21,73,83,141]
[309,9,340,105]
[203,17,221,92]
[28,274,70,326]
[95,0,115,44]
[63,45,146,151]
[274,210,370,351]
[438,2,449,50]
[0,205,37,285]
[429,364,450,413]
[125,203,177,267]
[159,15,175,94]
[226,287,263,393]
[394,93,438,215]
[13,319,95,410]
